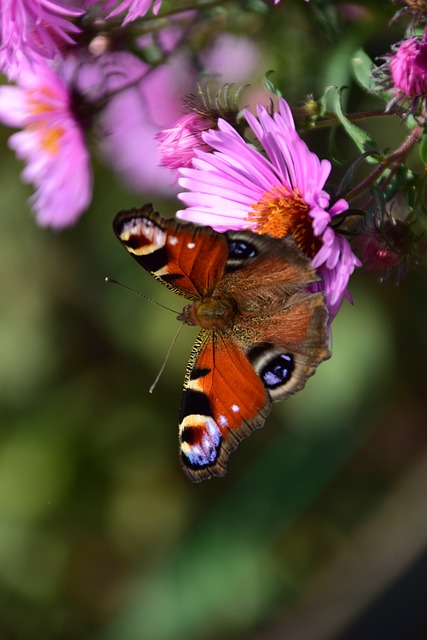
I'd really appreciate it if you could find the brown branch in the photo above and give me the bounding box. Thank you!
[346,125,423,203]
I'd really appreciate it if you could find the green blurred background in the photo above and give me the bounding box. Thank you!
[1,3,427,639]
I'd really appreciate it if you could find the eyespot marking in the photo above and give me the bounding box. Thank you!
[228,239,257,260]
[180,418,222,469]
[121,217,167,253]
[261,353,294,389]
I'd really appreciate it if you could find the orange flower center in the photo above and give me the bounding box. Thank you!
[247,186,321,258]
[27,88,65,155]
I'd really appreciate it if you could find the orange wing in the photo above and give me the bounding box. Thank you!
[178,331,271,482]
[113,204,228,298]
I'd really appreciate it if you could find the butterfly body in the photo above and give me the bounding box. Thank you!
[113,204,330,482]
[178,297,236,330]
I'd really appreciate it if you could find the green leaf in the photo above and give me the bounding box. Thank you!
[318,85,337,117]
[352,48,394,104]
[351,48,376,92]
[263,70,282,99]
[332,86,379,156]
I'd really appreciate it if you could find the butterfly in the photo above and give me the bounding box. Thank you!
[113,203,330,482]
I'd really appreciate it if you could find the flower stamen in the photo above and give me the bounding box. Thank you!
[247,186,321,258]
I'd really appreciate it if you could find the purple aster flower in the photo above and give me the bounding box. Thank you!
[390,28,427,99]
[0,0,85,78]
[0,61,92,228]
[177,98,360,318]
[374,26,427,117]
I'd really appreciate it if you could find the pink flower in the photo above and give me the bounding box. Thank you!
[93,0,162,25]
[200,34,261,83]
[390,29,427,99]
[156,112,214,176]
[0,0,85,77]
[177,98,360,318]
[158,83,250,181]
[0,61,92,228]
[96,46,194,195]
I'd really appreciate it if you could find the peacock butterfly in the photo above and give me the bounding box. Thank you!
[113,203,330,482]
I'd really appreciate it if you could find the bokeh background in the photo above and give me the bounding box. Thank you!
[1,2,427,640]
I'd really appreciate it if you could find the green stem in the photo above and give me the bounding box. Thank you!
[294,108,400,130]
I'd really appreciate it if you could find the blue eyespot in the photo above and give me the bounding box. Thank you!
[261,353,294,389]
[228,240,257,260]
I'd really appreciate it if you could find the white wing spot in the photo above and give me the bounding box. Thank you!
[187,242,196,249]
[231,404,240,413]
[218,415,228,427]
[168,235,178,245]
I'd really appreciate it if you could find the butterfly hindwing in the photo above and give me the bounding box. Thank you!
[178,296,328,482]
[178,331,271,482]
[113,204,228,298]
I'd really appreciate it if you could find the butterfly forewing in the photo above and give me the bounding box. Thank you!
[113,204,228,298]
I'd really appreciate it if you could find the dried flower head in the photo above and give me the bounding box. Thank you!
[392,0,427,25]
[357,203,422,283]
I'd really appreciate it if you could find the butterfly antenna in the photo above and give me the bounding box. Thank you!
[105,276,180,314]
[149,323,184,394]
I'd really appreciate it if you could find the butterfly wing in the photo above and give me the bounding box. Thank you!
[178,330,271,482]
[113,204,228,298]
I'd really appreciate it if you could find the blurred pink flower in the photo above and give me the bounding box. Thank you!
[201,34,260,84]
[177,98,360,318]
[0,61,92,228]
[390,28,427,99]
[0,0,84,77]
[96,47,194,195]
[90,0,162,24]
